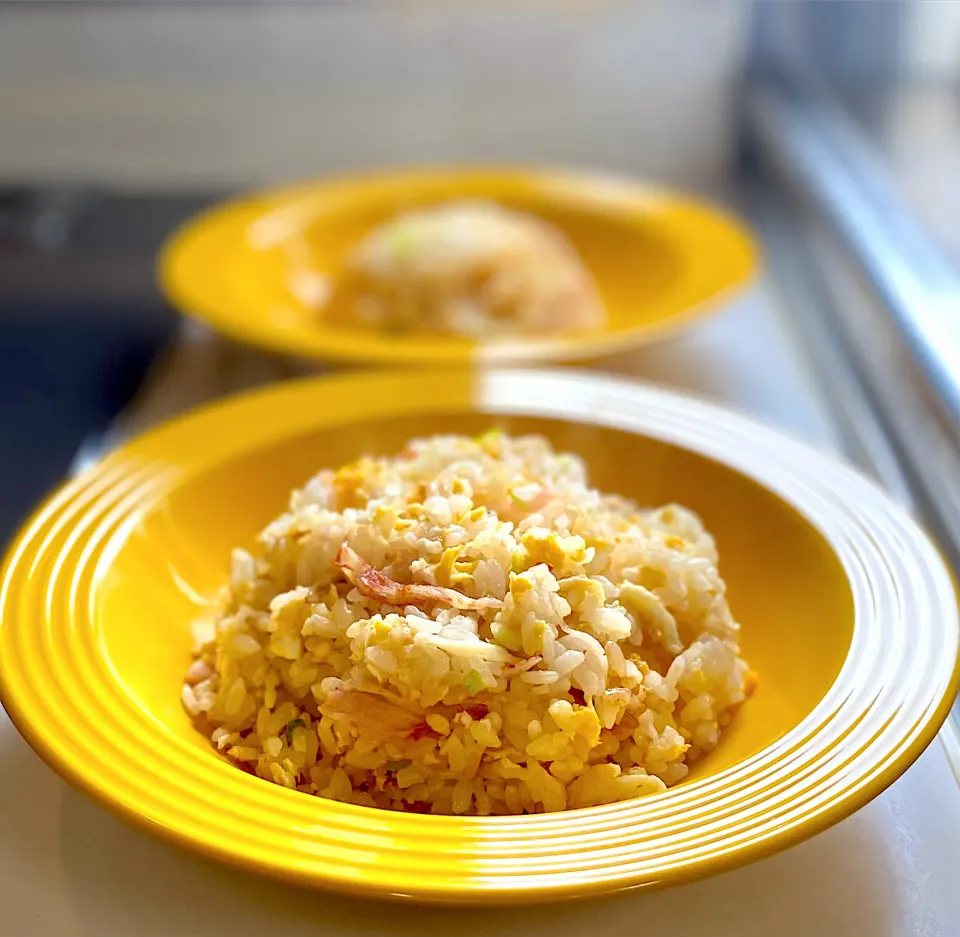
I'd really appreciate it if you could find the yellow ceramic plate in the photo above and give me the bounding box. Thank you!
[1,371,957,904]
[159,168,758,365]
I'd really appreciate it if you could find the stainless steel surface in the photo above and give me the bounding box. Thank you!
[748,85,960,421]
[749,1,908,85]
[749,2,960,84]
[744,78,960,747]
[742,167,960,761]
[843,85,960,266]
[745,83,960,571]
[741,181,915,508]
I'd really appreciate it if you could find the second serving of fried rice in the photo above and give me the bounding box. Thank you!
[182,432,753,815]
[336,201,605,338]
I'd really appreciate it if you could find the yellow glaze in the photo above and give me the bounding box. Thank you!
[1,370,957,904]
[159,167,757,365]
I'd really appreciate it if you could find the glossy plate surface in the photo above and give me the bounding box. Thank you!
[1,370,957,903]
[159,168,758,365]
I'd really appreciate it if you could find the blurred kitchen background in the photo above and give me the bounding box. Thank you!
[7,8,960,933]
[2,0,960,577]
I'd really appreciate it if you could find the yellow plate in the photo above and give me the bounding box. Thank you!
[159,168,758,365]
[1,370,957,904]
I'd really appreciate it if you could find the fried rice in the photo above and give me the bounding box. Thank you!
[335,200,605,338]
[182,433,753,815]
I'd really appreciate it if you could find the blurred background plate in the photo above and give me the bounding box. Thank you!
[159,168,757,366]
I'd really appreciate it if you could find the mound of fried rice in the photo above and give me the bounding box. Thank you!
[336,200,605,338]
[182,433,753,815]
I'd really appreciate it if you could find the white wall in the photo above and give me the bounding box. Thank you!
[0,2,748,192]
